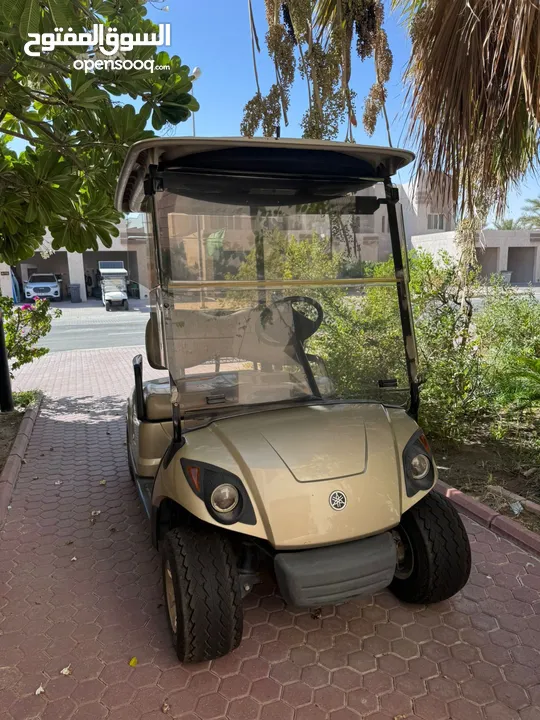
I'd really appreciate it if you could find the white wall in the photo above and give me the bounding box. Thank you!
[410,229,540,283]
[399,174,455,243]
[410,231,462,261]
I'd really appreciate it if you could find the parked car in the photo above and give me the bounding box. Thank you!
[24,273,62,301]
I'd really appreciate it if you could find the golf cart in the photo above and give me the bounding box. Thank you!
[116,138,471,664]
[99,262,129,311]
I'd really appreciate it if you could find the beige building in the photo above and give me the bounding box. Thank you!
[3,172,533,301]
[0,216,151,302]
[411,229,540,284]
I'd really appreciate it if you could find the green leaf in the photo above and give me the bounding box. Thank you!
[19,0,40,36]
[48,0,73,29]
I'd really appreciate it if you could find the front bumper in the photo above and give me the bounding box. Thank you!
[26,292,59,299]
[274,532,396,607]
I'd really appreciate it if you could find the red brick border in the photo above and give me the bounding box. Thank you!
[436,480,540,557]
[0,394,42,529]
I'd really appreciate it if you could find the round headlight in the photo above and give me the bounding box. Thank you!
[210,484,239,513]
[410,454,431,480]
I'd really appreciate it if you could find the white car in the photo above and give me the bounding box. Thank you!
[24,273,62,301]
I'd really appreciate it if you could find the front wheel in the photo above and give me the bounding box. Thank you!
[106,300,111,311]
[390,492,471,604]
[162,525,243,663]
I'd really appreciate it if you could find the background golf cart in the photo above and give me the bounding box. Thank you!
[98,261,129,311]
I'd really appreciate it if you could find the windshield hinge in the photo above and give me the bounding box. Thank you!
[144,165,164,196]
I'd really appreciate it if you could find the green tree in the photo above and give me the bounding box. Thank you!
[493,218,525,230]
[520,198,540,229]
[0,0,199,264]
[0,296,61,375]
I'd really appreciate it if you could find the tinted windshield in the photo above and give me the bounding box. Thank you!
[29,274,56,283]
[153,187,410,428]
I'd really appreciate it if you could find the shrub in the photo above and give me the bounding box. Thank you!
[228,232,540,442]
[0,296,61,376]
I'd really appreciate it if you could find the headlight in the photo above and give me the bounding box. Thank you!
[180,459,256,526]
[403,431,435,497]
[210,484,239,513]
[410,453,431,480]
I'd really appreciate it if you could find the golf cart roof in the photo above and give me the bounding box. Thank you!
[115,137,414,213]
[99,268,128,276]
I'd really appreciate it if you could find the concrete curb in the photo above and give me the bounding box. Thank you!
[0,394,42,530]
[436,480,540,557]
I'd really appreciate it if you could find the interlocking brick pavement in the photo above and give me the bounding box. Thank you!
[3,347,540,720]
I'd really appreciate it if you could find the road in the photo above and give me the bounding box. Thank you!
[37,285,540,353]
[37,299,149,352]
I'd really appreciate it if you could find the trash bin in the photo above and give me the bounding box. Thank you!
[69,284,82,303]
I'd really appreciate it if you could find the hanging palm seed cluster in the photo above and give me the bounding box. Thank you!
[241,0,393,143]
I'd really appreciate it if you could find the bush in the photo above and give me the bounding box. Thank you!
[406,252,540,439]
[0,296,61,376]
[228,232,540,443]
[13,390,39,409]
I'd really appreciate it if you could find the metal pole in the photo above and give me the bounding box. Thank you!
[196,214,206,309]
[0,311,14,412]
[384,179,420,420]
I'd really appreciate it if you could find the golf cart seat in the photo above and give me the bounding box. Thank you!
[137,300,323,422]
[144,377,172,421]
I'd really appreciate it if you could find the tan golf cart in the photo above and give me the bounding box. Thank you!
[115,137,471,664]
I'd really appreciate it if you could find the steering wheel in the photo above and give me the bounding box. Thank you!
[256,295,324,346]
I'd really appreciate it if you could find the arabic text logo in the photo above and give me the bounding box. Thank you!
[24,24,171,58]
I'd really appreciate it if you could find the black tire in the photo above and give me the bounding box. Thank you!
[390,492,471,604]
[162,525,243,663]
[106,301,111,312]
[124,300,129,311]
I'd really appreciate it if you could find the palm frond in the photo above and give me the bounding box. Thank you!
[396,0,540,216]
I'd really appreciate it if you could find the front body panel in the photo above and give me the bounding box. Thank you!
[150,403,436,549]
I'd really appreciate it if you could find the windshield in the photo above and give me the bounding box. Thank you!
[101,277,126,291]
[29,274,56,283]
[153,187,410,429]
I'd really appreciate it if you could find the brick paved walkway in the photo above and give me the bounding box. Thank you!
[3,348,540,720]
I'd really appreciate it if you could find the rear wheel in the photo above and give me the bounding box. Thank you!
[390,492,471,604]
[162,525,243,663]
[123,300,129,310]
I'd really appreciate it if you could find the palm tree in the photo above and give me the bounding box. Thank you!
[297,0,540,218]
[493,218,525,230]
[241,1,393,143]
[520,198,540,229]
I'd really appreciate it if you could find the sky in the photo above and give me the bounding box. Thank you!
[144,0,538,221]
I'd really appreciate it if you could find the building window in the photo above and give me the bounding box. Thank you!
[427,213,445,231]
[381,215,386,233]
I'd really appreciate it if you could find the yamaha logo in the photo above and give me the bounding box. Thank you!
[329,490,347,511]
